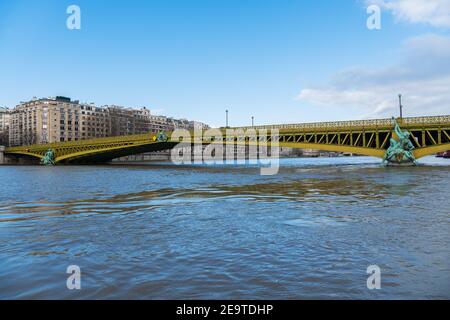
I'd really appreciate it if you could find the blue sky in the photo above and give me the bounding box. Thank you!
[1,0,449,127]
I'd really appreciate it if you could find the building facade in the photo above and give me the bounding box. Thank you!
[107,105,153,136]
[149,115,173,132]
[7,97,209,146]
[80,103,110,140]
[188,120,210,131]
[0,107,10,146]
[8,97,111,146]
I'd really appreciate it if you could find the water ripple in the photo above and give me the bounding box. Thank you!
[0,157,449,299]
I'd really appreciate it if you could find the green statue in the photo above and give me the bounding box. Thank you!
[41,148,56,166]
[383,119,416,165]
[156,130,168,142]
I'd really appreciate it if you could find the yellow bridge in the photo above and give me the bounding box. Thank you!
[4,115,450,164]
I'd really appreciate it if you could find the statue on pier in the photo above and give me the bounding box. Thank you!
[41,149,56,166]
[383,119,416,165]
[156,130,168,142]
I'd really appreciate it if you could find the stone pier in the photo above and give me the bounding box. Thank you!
[0,146,5,165]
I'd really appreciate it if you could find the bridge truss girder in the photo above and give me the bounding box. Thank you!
[4,117,450,164]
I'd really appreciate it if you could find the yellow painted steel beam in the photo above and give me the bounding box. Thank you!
[410,133,422,148]
[413,143,450,159]
[342,134,349,145]
[278,142,386,158]
[232,115,450,132]
[443,130,450,141]
[380,134,390,149]
[367,133,375,147]
[205,140,386,158]
[426,130,437,145]
[55,145,146,163]
[4,116,450,163]
[354,133,362,146]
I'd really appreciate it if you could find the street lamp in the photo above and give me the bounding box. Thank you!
[226,109,229,128]
[251,116,254,127]
[398,94,403,119]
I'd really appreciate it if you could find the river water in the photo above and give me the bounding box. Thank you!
[0,156,449,299]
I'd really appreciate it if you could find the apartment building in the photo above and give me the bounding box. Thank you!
[189,120,209,130]
[8,97,110,146]
[80,104,110,139]
[169,118,190,130]
[8,96,210,146]
[107,105,153,136]
[0,107,10,146]
[9,98,52,146]
[149,114,173,132]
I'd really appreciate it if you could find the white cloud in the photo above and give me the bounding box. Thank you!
[367,0,450,28]
[297,33,450,118]
[404,32,450,58]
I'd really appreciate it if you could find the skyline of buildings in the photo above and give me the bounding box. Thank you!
[0,96,209,147]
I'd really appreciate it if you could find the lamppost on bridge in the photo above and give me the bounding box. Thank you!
[226,109,229,128]
[251,116,254,127]
[398,94,403,119]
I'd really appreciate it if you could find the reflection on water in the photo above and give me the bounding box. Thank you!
[0,156,449,299]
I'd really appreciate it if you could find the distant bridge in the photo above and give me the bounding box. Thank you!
[3,115,450,164]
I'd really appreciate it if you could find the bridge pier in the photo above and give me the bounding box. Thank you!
[0,146,5,165]
[383,119,417,166]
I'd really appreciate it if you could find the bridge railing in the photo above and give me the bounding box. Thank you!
[402,115,450,125]
[229,115,450,131]
[6,133,155,152]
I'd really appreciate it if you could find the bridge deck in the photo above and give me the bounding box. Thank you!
[230,115,450,131]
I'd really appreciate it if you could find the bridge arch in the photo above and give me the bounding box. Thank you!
[413,143,450,159]
[274,142,385,158]
[5,151,43,161]
[55,141,178,164]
